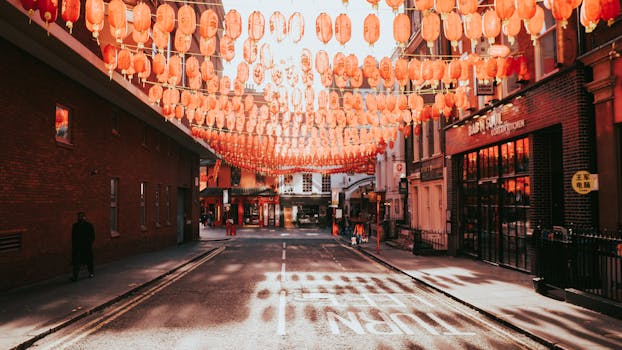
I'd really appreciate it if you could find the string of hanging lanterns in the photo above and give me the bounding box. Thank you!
[16,0,621,175]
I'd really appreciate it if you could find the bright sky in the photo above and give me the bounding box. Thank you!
[220,0,401,93]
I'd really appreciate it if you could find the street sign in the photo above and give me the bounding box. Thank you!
[571,171,596,195]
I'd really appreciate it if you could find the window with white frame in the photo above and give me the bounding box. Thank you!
[155,184,161,226]
[110,178,119,235]
[302,173,312,192]
[140,182,146,228]
[55,104,71,143]
[321,174,331,192]
[534,10,558,80]
[165,185,171,224]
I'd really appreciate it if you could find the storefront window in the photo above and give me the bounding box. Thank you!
[459,137,532,270]
[516,138,530,173]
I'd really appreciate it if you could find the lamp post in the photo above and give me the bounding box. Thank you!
[376,199,380,254]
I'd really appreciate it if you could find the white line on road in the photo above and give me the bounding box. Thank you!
[283,242,286,249]
[278,290,286,335]
[281,263,286,281]
[282,249,286,260]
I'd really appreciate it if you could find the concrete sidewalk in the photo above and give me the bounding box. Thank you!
[0,227,228,350]
[351,239,622,350]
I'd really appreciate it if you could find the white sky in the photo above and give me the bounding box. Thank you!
[220,0,401,92]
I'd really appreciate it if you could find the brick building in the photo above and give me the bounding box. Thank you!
[398,1,621,272]
[442,7,602,272]
[0,1,220,290]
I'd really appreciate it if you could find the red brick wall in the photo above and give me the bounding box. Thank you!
[0,38,200,290]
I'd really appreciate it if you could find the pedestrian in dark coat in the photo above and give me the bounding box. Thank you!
[71,212,95,281]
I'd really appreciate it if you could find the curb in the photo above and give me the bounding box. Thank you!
[11,246,224,350]
[334,236,563,350]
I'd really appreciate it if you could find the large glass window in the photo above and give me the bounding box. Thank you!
[110,178,119,235]
[55,104,71,143]
[460,137,532,269]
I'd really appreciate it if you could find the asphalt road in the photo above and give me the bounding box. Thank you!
[32,236,546,350]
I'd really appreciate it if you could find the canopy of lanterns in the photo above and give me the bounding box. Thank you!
[19,0,621,175]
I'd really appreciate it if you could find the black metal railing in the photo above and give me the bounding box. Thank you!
[411,228,448,255]
[535,226,622,303]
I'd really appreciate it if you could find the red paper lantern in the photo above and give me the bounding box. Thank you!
[495,0,516,22]
[414,0,433,12]
[393,13,411,45]
[464,11,482,47]
[243,38,258,64]
[315,50,330,74]
[270,11,288,42]
[443,11,463,49]
[220,34,236,62]
[363,13,380,46]
[248,10,266,42]
[61,0,80,34]
[458,0,478,15]
[38,0,58,29]
[225,9,242,41]
[516,0,537,21]
[200,9,219,39]
[20,0,38,22]
[482,10,501,44]
[600,0,621,26]
[421,12,440,49]
[385,0,404,11]
[178,5,197,37]
[335,13,352,46]
[289,12,305,43]
[316,12,333,44]
[85,0,104,40]
[155,4,175,33]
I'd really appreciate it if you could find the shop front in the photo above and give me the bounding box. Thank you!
[446,69,596,272]
[200,187,280,227]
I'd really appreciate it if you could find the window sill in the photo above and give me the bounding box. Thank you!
[56,139,74,149]
[112,129,120,137]
[140,225,147,232]
[155,223,162,228]
[536,68,560,82]
[110,231,121,238]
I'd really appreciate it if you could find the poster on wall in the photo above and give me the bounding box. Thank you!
[223,189,229,205]
[331,190,339,207]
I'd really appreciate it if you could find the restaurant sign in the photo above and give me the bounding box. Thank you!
[467,109,525,137]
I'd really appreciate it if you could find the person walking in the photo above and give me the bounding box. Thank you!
[71,211,95,281]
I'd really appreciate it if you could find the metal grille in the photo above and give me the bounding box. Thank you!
[0,230,23,253]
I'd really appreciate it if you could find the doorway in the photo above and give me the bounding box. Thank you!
[479,181,500,263]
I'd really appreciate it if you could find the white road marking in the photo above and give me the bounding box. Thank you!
[281,263,286,281]
[280,233,290,236]
[282,250,286,260]
[306,233,320,236]
[282,242,286,249]
[278,290,286,335]
[414,295,435,308]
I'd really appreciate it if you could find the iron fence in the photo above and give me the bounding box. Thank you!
[535,227,622,303]
[411,228,448,255]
